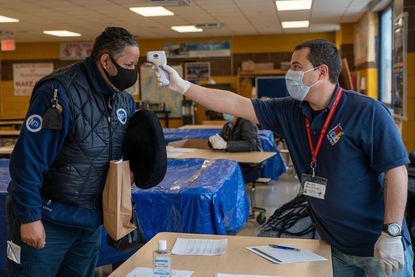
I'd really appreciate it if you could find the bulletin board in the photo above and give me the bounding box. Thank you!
[185,62,210,83]
[391,12,408,119]
[140,64,183,117]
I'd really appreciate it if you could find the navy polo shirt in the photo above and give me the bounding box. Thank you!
[252,85,411,256]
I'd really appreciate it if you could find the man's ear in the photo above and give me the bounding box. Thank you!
[319,64,330,81]
[100,53,111,71]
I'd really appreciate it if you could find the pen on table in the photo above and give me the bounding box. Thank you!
[269,244,300,251]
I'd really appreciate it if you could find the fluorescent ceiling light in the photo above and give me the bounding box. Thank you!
[171,25,203,33]
[282,20,309,28]
[43,30,81,37]
[276,0,312,11]
[129,6,174,17]
[0,15,19,22]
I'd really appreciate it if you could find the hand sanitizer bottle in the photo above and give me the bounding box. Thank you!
[153,240,172,277]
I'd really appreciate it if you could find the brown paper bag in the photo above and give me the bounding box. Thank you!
[103,160,136,240]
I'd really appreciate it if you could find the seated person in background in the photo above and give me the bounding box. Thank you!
[209,114,262,182]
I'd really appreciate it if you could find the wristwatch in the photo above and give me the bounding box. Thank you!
[383,223,402,237]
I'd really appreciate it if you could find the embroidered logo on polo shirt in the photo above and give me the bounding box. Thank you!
[116,108,127,125]
[327,123,343,146]
[26,114,42,132]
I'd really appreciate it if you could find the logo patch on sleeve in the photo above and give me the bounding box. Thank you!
[327,123,343,146]
[25,114,43,132]
[116,108,127,125]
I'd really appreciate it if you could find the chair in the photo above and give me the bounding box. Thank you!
[241,163,269,224]
[250,177,272,224]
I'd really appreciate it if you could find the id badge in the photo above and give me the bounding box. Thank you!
[300,174,327,199]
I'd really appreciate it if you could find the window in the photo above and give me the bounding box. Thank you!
[378,6,393,105]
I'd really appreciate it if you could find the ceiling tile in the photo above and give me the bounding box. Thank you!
[0,0,372,42]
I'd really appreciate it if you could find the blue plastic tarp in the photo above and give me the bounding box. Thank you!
[133,158,249,240]
[164,128,287,180]
[0,158,249,269]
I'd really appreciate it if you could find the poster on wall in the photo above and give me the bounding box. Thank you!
[60,42,93,60]
[185,62,210,83]
[391,12,408,118]
[164,41,230,58]
[13,63,54,96]
[140,64,183,117]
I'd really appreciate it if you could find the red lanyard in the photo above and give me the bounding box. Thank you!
[304,88,343,176]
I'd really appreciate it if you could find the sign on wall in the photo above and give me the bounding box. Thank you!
[60,42,93,60]
[164,41,230,58]
[13,63,54,96]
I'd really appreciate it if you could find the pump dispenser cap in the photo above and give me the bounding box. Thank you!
[158,240,167,251]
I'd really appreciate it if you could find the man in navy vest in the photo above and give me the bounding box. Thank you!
[155,40,413,276]
[7,27,138,276]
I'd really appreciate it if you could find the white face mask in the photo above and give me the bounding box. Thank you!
[285,67,320,101]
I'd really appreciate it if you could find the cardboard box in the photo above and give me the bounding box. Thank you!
[254,62,274,70]
[241,60,255,71]
[168,138,210,149]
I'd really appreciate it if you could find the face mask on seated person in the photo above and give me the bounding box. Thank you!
[223,114,233,122]
[104,55,138,91]
[285,66,320,101]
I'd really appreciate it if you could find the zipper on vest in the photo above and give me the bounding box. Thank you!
[108,115,112,160]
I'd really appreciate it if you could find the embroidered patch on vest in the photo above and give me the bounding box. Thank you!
[26,114,43,132]
[327,123,343,146]
[116,108,127,125]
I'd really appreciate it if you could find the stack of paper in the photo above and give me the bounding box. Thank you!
[172,238,228,256]
[246,245,326,264]
[126,267,193,277]
[166,146,197,159]
[215,273,280,277]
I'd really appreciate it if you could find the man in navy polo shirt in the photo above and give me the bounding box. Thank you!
[154,40,413,276]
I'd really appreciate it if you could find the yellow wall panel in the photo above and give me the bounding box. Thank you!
[198,76,238,90]
[366,68,378,99]
[355,68,378,99]
[406,143,415,153]
[402,121,415,142]
[335,29,342,49]
[407,97,415,120]
[139,32,335,55]
[0,81,29,118]
[408,53,415,76]
[408,76,415,98]
[403,52,415,150]
[340,23,355,44]
[0,42,60,60]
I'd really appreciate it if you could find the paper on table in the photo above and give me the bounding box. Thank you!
[172,238,228,256]
[166,146,197,159]
[215,273,280,277]
[126,267,193,277]
[246,245,327,264]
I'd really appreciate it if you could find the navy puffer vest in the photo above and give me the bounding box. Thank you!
[35,60,132,209]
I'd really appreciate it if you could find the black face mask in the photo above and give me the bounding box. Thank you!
[103,55,137,91]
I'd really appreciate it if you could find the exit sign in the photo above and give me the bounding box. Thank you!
[1,39,15,51]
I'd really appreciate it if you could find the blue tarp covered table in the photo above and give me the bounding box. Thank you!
[164,128,287,180]
[0,158,249,269]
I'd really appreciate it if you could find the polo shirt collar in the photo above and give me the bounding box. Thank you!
[326,83,341,110]
[300,83,340,118]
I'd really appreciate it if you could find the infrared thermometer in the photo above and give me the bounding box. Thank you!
[146,51,170,86]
